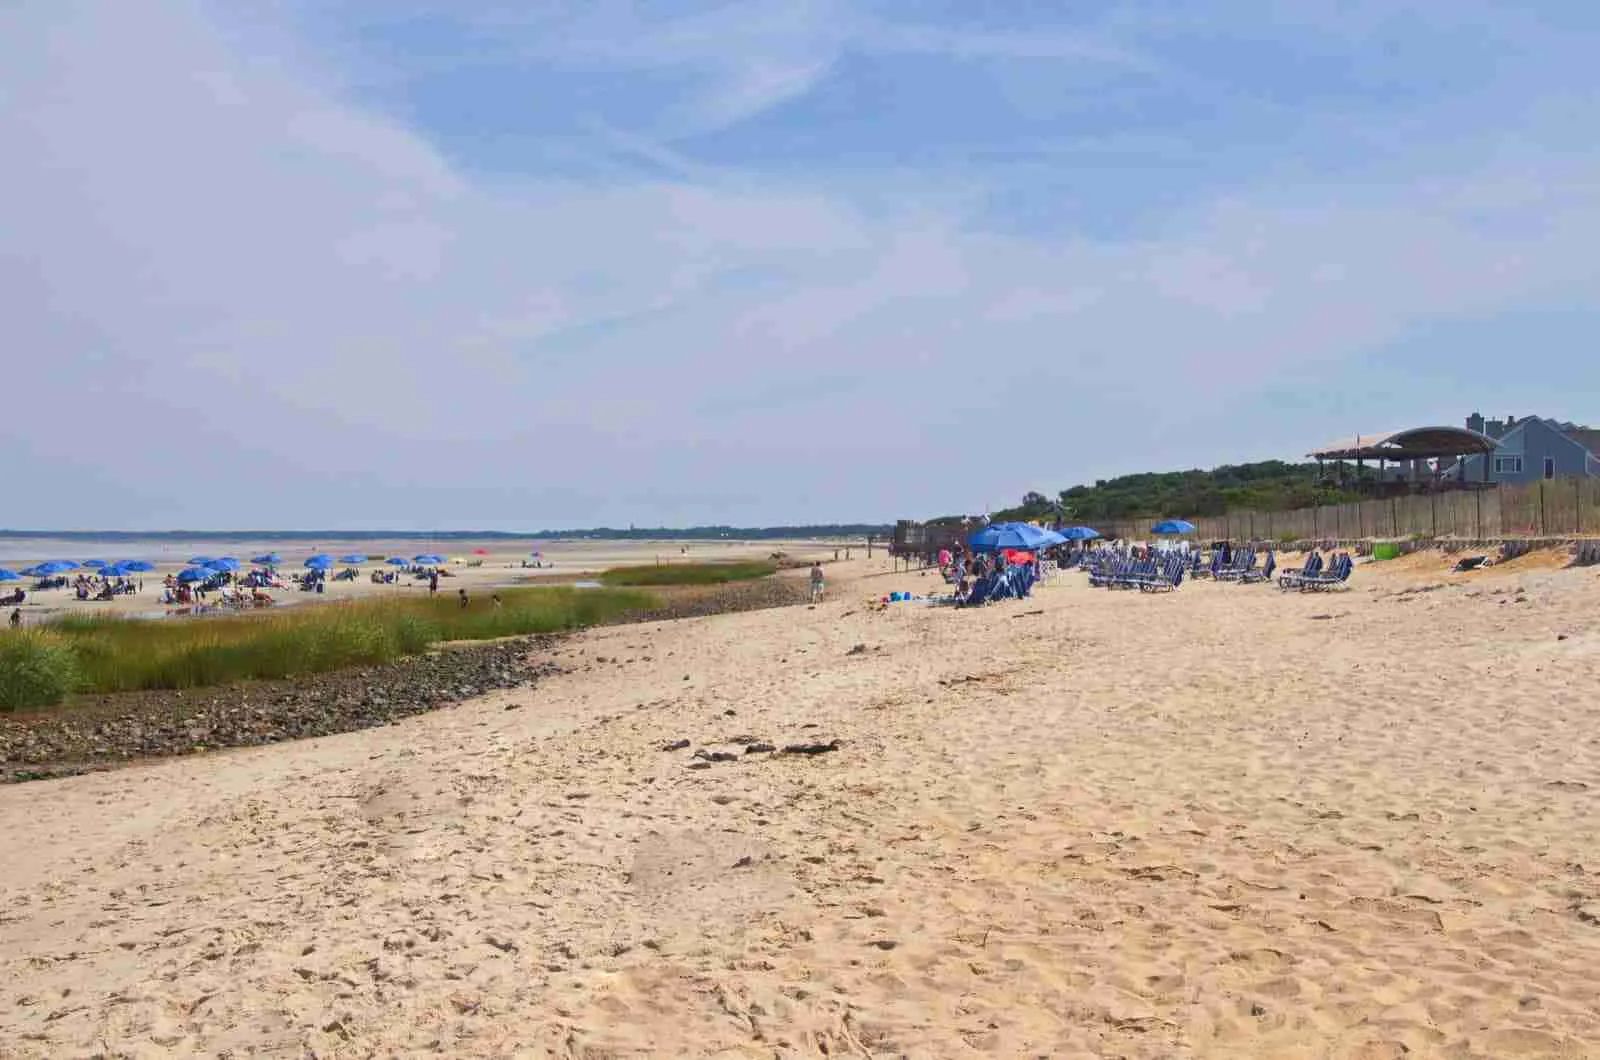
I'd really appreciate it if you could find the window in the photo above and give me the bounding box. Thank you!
[1544,456,1555,480]
[1494,456,1523,475]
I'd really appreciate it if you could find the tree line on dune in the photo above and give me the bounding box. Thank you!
[936,461,1367,525]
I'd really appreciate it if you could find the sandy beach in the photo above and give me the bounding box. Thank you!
[3,553,1599,1057]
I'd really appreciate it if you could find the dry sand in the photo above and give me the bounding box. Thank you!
[3,554,1600,1057]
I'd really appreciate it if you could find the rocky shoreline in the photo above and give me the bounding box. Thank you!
[1,576,808,783]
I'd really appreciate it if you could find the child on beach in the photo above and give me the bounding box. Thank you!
[809,562,825,604]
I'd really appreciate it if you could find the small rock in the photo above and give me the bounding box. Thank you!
[783,739,841,756]
[661,739,691,752]
[745,742,776,754]
[693,749,738,763]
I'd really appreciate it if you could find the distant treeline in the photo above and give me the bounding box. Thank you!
[0,525,890,542]
[966,461,1364,524]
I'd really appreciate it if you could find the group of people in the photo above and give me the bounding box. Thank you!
[76,573,140,600]
[936,545,1044,602]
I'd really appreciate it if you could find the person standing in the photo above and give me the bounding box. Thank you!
[429,570,439,596]
[458,587,469,609]
[809,561,825,604]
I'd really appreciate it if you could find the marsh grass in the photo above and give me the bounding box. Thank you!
[598,561,777,587]
[0,631,81,709]
[0,586,654,710]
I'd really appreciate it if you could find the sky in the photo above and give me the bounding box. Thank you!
[3,1,1599,530]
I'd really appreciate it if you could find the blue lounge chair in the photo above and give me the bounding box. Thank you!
[1301,552,1354,591]
[1277,551,1324,590]
[1239,551,1276,584]
[1215,549,1256,582]
[1138,554,1187,592]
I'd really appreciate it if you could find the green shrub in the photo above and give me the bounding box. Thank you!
[598,561,776,587]
[0,630,81,711]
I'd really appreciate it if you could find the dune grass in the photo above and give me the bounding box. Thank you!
[0,586,655,711]
[597,561,777,587]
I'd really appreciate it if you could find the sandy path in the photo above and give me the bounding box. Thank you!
[3,559,1599,1057]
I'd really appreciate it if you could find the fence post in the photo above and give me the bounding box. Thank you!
[1475,489,1482,540]
[1539,481,1547,537]
[1578,479,1584,536]
[1430,493,1437,538]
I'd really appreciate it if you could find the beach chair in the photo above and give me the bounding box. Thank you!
[1087,557,1123,588]
[1111,558,1154,589]
[1215,549,1255,582]
[1239,551,1276,584]
[1277,551,1323,590]
[1138,554,1187,592]
[1302,552,1354,591]
[963,572,998,606]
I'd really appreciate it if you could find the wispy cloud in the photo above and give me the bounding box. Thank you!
[2,0,1598,528]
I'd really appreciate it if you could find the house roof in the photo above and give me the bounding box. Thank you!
[1307,425,1499,462]
[1564,428,1600,458]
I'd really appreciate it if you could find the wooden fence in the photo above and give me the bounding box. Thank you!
[1099,479,1600,542]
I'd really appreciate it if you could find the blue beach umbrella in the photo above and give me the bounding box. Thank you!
[0,568,20,582]
[413,553,444,566]
[19,565,43,577]
[37,560,79,574]
[205,557,241,572]
[251,553,282,566]
[338,554,367,564]
[82,559,109,569]
[385,557,409,566]
[101,562,134,577]
[967,522,1056,553]
[1060,526,1101,541]
[1151,519,1196,535]
[304,554,335,570]
[177,566,212,583]
[121,560,156,572]
[188,555,216,566]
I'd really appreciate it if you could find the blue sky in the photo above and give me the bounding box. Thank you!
[3,1,1598,529]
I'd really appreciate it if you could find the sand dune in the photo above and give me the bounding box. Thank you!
[3,555,1599,1057]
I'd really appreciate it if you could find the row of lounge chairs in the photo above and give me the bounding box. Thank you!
[1278,551,1354,591]
[1078,547,1355,594]
[1195,548,1278,583]
[1084,552,1187,592]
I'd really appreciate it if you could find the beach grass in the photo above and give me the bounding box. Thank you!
[597,561,778,587]
[0,586,655,711]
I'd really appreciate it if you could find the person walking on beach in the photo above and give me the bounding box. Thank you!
[429,570,439,596]
[809,561,825,604]
[458,587,469,609]
[8,608,20,628]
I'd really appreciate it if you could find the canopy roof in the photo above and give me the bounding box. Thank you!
[1307,426,1497,462]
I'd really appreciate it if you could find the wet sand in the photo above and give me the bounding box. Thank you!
[3,554,1598,1056]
